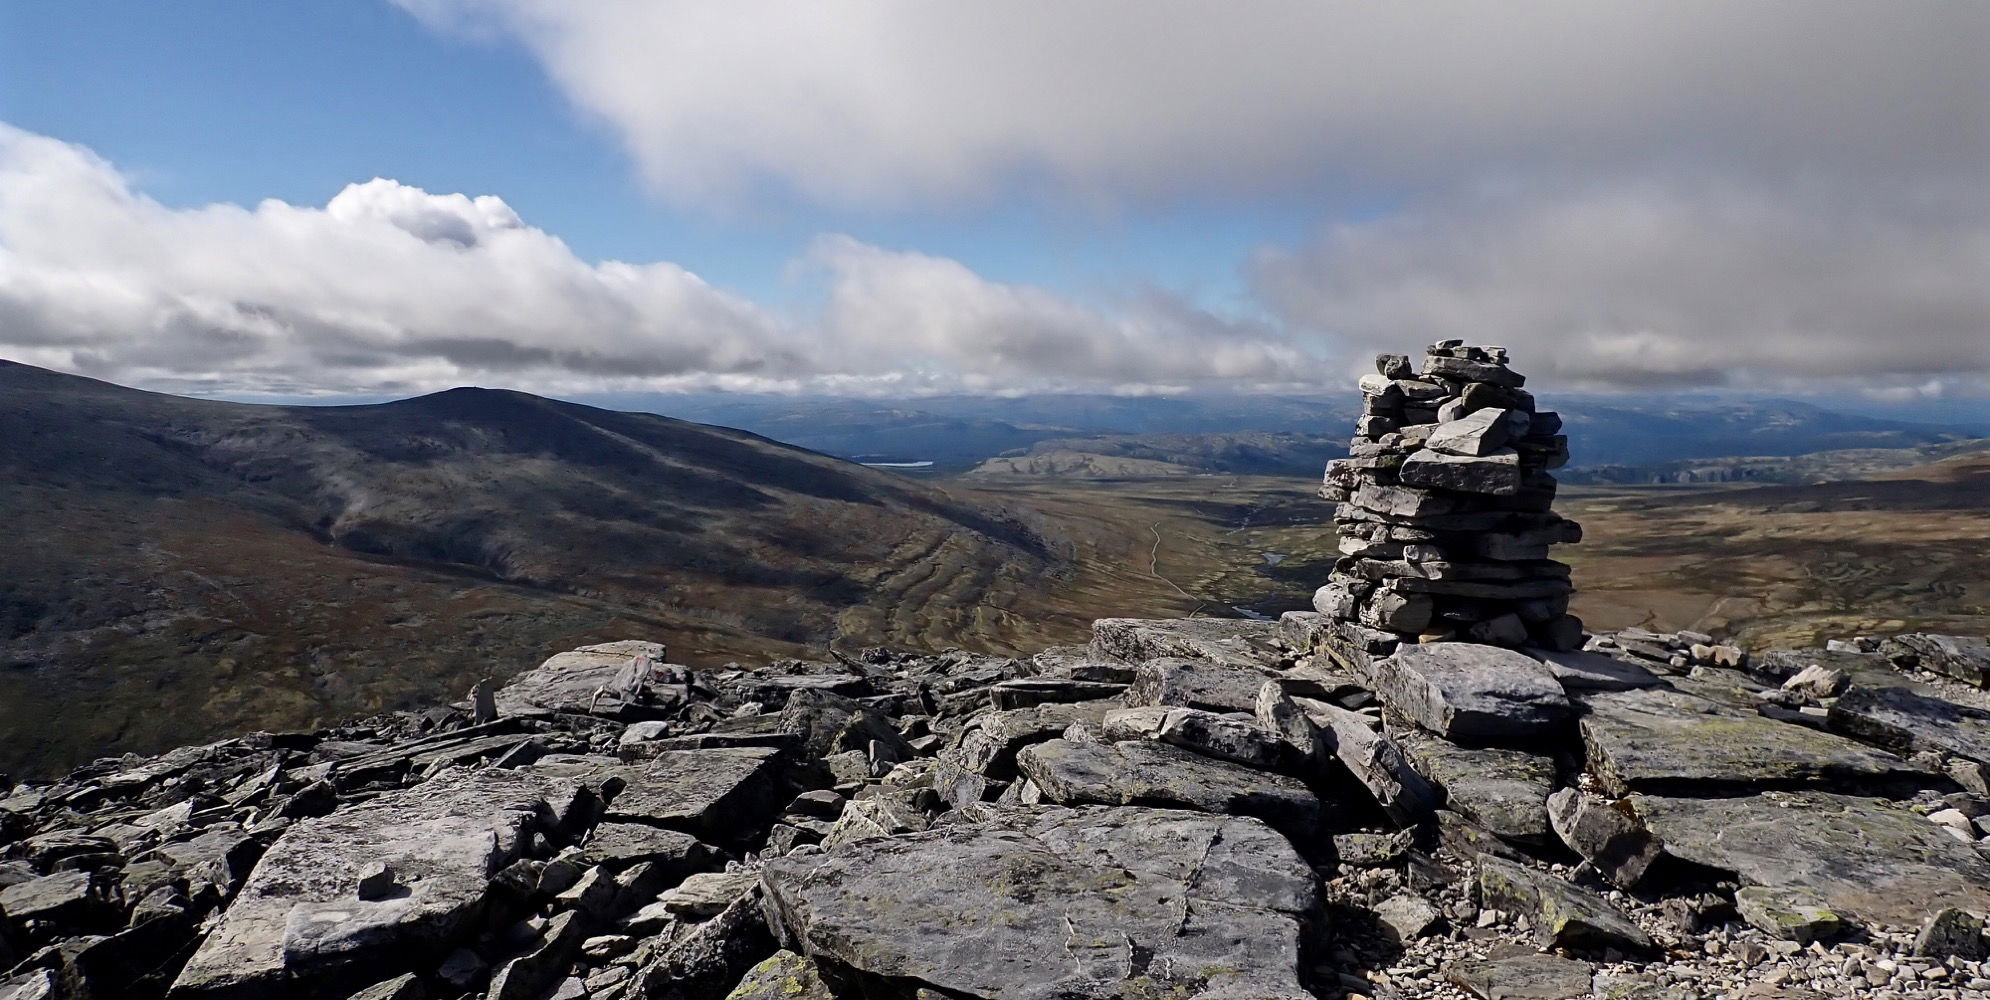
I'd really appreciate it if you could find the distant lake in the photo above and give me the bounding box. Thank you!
[860,460,936,469]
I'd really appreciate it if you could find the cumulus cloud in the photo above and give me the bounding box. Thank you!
[0,124,799,393]
[0,124,1295,395]
[395,1,1986,208]
[810,235,1316,387]
[1251,181,1990,389]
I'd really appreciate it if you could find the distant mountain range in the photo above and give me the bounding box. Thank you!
[0,361,1068,774]
[630,390,1985,480]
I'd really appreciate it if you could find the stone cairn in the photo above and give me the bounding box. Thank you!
[1316,340,1583,654]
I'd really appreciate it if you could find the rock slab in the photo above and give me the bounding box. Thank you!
[761,805,1319,1000]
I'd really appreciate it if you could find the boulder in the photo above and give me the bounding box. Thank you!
[1373,643,1570,742]
[495,640,675,719]
[932,701,1120,807]
[487,910,585,1000]
[1374,894,1443,941]
[1912,907,1987,960]
[761,805,1319,1000]
[1393,727,1554,843]
[171,768,575,999]
[1015,739,1324,837]
[1633,789,1990,929]
[1476,854,1653,955]
[1577,687,1926,795]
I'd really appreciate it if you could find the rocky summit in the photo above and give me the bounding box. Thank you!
[4,348,1990,1000]
[0,618,1986,1000]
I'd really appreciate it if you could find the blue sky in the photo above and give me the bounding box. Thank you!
[0,1,1304,311]
[0,3,1983,401]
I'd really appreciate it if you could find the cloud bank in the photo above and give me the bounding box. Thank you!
[396,1,1985,208]
[0,125,1305,395]
[1254,181,1990,390]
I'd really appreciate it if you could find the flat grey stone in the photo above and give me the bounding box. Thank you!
[1476,854,1653,954]
[1577,686,1925,795]
[1088,617,1287,673]
[1374,893,1443,941]
[1398,448,1523,496]
[495,640,673,719]
[1829,684,1990,764]
[1884,633,1990,686]
[1447,953,1593,1000]
[988,678,1128,710]
[1016,738,1324,836]
[1633,789,1990,929]
[1527,649,1662,692]
[1392,726,1554,843]
[1100,706,1296,772]
[577,822,715,874]
[762,805,1319,1000]
[171,768,573,999]
[1306,703,1437,825]
[0,870,102,926]
[1374,643,1571,742]
[1425,407,1515,457]
[1734,885,1841,945]
[1124,657,1277,715]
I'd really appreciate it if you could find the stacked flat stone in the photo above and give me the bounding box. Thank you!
[1316,340,1584,652]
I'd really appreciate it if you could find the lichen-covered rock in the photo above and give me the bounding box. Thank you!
[1577,686,1927,795]
[1633,789,1990,929]
[724,950,834,1000]
[1734,886,1841,945]
[761,805,1320,1000]
[1476,854,1653,955]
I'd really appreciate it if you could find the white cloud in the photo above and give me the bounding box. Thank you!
[809,235,1316,385]
[1251,180,1990,389]
[0,124,1294,395]
[395,1,1986,209]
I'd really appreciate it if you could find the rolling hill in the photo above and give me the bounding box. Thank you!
[0,360,1074,774]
